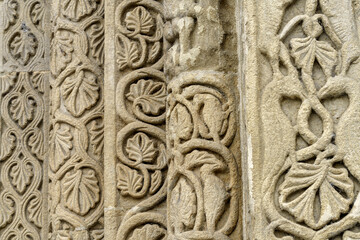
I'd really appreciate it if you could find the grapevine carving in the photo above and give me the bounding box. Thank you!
[259,0,360,238]
[49,0,104,238]
[114,0,167,239]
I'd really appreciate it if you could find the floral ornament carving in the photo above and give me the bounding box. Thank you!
[62,169,100,215]
[9,30,38,65]
[259,0,360,238]
[51,31,74,76]
[61,69,100,117]
[50,124,73,172]
[116,2,164,71]
[0,72,46,239]
[61,0,99,21]
[10,93,36,128]
[3,0,18,30]
[50,0,104,237]
[127,80,166,116]
[114,0,166,239]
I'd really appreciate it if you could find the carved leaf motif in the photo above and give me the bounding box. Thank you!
[116,36,139,70]
[169,104,192,141]
[126,79,166,115]
[51,31,74,76]
[290,37,337,74]
[0,195,14,228]
[62,169,100,215]
[170,178,196,231]
[28,195,42,227]
[31,1,45,31]
[10,31,38,65]
[10,161,33,194]
[88,22,104,66]
[61,0,98,21]
[89,120,104,157]
[62,70,99,117]
[148,42,161,63]
[3,0,18,30]
[279,163,354,229]
[184,150,223,170]
[116,164,143,196]
[50,125,73,172]
[1,72,16,95]
[28,128,45,160]
[126,132,157,164]
[125,6,154,34]
[150,170,162,194]
[10,94,35,128]
[0,133,15,161]
[129,225,166,240]
[32,72,45,93]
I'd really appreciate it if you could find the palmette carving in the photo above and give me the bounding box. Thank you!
[112,0,167,239]
[50,0,104,238]
[258,0,360,239]
[0,72,47,239]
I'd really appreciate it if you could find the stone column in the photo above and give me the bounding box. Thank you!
[0,0,50,239]
[164,0,242,239]
[49,0,104,239]
[104,0,167,239]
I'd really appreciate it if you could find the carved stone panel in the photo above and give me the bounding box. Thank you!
[104,0,167,239]
[49,0,104,239]
[244,0,360,239]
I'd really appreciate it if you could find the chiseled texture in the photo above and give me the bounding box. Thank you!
[244,0,360,239]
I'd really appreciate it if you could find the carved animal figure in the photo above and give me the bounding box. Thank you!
[258,0,297,79]
[261,76,305,193]
[319,0,360,74]
[318,76,360,181]
[200,164,229,233]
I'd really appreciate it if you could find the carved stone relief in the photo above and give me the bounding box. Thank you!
[244,0,360,239]
[104,0,167,239]
[165,0,242,239]
[49,0,104,239]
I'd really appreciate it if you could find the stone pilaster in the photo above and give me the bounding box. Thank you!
[164,0,242,239]
[49,0,104,239]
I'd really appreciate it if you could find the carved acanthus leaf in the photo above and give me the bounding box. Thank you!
[116,36,139,70]
[0,133,16,161]
[126,132,157,164]
[10,94,35,128]
[62,169,100,215]
[32,72,45,93]
[10,31,38,65]
[28,127,45,160]
[126,79,166,116]
[61,0,98,21]
[150,170,162,194]
[28,195,42,227]
[116,164,143,196]
[88,21,105,66]
[125,6,154,35]
[0,195,14,228]
[31,1,45,31]
[279,163,354,229]
[1,72,16,95]
[51,31,74,76]
[50,125,73,172]
[61,70,99,117]
[10,160,34,194]
[3,0,18,30]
